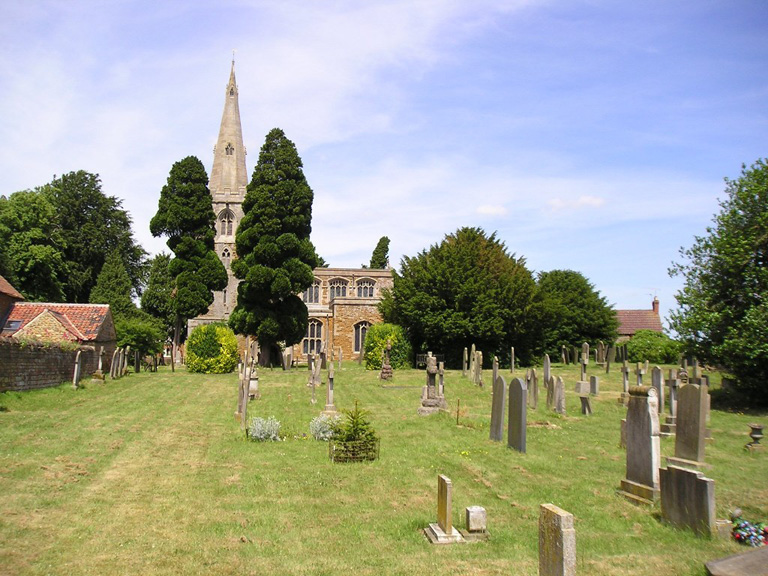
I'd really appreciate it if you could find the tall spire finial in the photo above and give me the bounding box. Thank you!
[232,49,236,66]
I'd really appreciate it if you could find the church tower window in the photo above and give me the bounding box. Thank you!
[222,248,231,267]
[226,143,234,155]
[219,209,235,236]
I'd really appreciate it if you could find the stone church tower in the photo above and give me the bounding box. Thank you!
[188,61,247,332]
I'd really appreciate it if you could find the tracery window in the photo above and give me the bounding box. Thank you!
[303,319,323,355]
[357,279,375,298]
[225,143,234,155]
[302,280,320,304]
[221,248,231,267]
[329,279,348,299]
[354,321,371,353]
[219,209,235,236]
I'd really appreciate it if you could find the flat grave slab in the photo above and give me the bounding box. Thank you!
[705,546,768,576]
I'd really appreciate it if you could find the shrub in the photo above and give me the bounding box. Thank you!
[186,323,239,373]
[248,416,282,441]
[309,414,340,441]
[362,323,412,370]
[626,330,682,364]
[329,402,379,462]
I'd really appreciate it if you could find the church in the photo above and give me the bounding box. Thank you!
[187,62,393,362]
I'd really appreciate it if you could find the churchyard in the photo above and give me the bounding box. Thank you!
[0,359,765,575]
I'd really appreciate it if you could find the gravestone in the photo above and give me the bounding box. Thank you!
[419,355,447,415]
[619,361,631,405]
[589,375,599,396]
[574,380,589,395]
[438,362,445,397]
[571,346,578,366]
[489,374,507,442]
[492,356,499,391]
[461,506,489,541]
[379,340,393,380]
[529,368,539,410]
[117,348,125,378]
[644,360,649,373]
[424,474,464,544]
[667,383,709,470]
[134,350,141,374]
[507,377,527,453]
[91,346,106,383]
[313,353,323,387]
[554,376,566,415]
[660,465,715,537]
[248,365,260,400]
[462,347,468,377]
[510,346,515,373]
[72,350,83,390]
[320,342,327,369]
[619,386,661,505]
[475,351,483,387]
[579,348,588,382]
[110,349,119,379]
[581,342,589,365]
[337,348,342,370]
[580,396,592,416]
[543,354,551,387]
[539,504,576,576]
[561,345,567,364]
[635,362,645,386]
[323,364,337,414]
[546,375,555,411]
[661,369,680,436]
[651,366,665,414]
[469,344,476,376]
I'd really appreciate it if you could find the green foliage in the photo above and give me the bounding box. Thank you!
[309,414,340,441]
[330,402,378,444]
[140,253,176,340]
[151,157,228,348]
[43,171,147,303]
[362,323,412,370]
[0,189,68,301]
[670,159,768,403]
[380,227,540,367]
[115,316,165,356]
[90,250,136,319]
[186,323,238,374]
[248,417,282,441]
[369,236,390,269]
[537,269,618,354]
[625,330,682,364]
[229,128,318,352]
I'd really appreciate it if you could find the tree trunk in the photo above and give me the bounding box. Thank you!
[171,316,182,373]
[259,342,272,367]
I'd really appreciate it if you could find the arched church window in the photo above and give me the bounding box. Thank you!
[302,280,320,304]
[354,321,371,353]
[357,279,375,298]
[329,279,348,299]
[226,143,234,156]
[222,248,231,267]
[230,88,234,96]
[219,209,235,236]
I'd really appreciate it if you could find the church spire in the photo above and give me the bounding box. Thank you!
[209,59,247,198]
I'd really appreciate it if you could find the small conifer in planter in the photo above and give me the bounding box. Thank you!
[328,402,380,463]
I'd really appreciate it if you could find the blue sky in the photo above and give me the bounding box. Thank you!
[2,1,766,327]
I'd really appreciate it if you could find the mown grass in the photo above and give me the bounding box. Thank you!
[0,361,765,575]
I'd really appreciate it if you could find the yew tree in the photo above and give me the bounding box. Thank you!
[229,128,318,365]
[150,156,228,363]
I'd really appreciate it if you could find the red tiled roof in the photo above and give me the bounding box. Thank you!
[0,275,23,300]
[616,309,663,336]
[2,303,112,341]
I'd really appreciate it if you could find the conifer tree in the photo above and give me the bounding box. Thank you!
[150,156,228,366]
[369,236,390,269]
[230,128,318,365]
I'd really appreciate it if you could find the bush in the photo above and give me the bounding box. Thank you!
[329,402,379,462]
[248,416,282,441]
[362,323,412,370]
[186,323,239,373]
[626,330,682,364]
[309,414,340,441]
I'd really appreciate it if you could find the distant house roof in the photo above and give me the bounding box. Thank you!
[1,303,114,342]
[616,298,663,337]
[0,275,24,300]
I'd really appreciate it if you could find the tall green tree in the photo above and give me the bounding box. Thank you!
[369,236,390,269]
[0,190,68,301]
[229,128,318,366]
[380,227,540,367]
[42,170,147,302]
[536,269,618,354]
[670,159,768,403]
[140,253,176,340]
[150,156,228,365]
[90,250,164,357]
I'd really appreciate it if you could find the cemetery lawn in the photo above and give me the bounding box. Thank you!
[1,363,766,576]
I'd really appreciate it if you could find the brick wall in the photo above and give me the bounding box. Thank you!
[0,340,100,392]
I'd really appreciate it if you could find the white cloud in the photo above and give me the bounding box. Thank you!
[476,204,508,216]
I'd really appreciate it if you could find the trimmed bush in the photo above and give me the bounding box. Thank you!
[362,323,412,370]
[626,330,682,364]
[186,323,239,373]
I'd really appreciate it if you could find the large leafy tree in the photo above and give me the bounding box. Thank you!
[90,250,164,357]
[0,190,68,301]
[380,227,540,367]
[670,159,768,403]
[369,236,390,269]
[140,253,176,340]
[43,170,147,302]
[150,156,228,364]
[537,269,618,354]
[230,128,318,366]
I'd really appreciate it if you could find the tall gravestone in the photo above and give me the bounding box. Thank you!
[660,465,716,537]
[561,345,568,365]
[661,369,680,436]
[110,349,119,379]
[510,347,515,373]
[618,360,631,405]
[589,375,599,396]
[667,383,709,470]
[323,364,337,414]
[546,376,555,411]
[507,378,527,453]
[72,350,83,390]
[469,344,476,377]
[543,354,551,387]
[529,368,539,410]
[619,386,661,505]
[492,356,499,391]
[379,340,393,380]
[424,474,464,544]
[554,376,566,415]
[462,347,468,377]
[419,355,447,415]
[489,374,507,442]
[651,366,665,414]
[438,362,445,397]
[539,504,576,576]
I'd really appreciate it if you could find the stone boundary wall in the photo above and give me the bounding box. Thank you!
[0,340,99,392]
